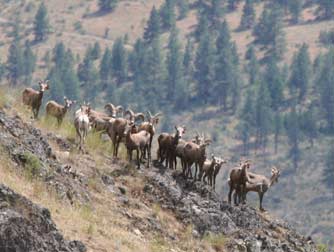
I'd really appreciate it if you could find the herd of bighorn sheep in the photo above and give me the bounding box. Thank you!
[21,80,281,211]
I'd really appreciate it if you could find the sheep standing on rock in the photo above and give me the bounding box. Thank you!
[124,122,151,169]
[45,97,75,126]
[228,160,251,205]
[74,104,91,153]
[22,80,49,119]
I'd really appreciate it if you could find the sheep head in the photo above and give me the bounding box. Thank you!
[174,125,186,139]
[271,167,280,184]
[105,103,117,118]
[64,97,75,109]
[38,80,50,92]
[147,111,162,125]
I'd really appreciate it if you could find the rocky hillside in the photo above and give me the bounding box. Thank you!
[0,102,319,251]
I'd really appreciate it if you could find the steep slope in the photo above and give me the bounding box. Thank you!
[0,101,319,251]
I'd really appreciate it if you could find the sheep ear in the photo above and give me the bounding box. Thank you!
[174,125,177,130]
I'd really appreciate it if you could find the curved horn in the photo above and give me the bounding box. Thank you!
[147,111,153,120]
[125,109,135,120]
[116,105,123,113]
[153,112,162,118]
[135,113,145,122]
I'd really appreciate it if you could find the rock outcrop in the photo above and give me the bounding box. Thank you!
[0,184,86,252]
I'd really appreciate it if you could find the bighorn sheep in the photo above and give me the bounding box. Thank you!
[182,138,211,180]
[200,156,227,190]
[22,80,50,119]
[234,167,281,211]
[74,104,91,152]
[157,126,186,169]
[104,103,124,118]
[124,122,151,169]
[124,108,145,124]
[138,111,162,159]
[228,160,251,205]
[45,97,75,126]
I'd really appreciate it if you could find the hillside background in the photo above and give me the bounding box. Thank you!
[0,0,333,248]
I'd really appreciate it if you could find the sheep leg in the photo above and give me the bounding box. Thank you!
[136,148,140,169]
[194,164,198,181]
[259,192,265,212]
[228,182,234,204]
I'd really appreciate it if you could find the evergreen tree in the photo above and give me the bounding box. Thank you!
[228,0,241,11]
[246,46,259,85]
[288,0,302,23]
[22,41,36,84]
[239,0,256,30]
[300,104,318,147]
[194,10,209,41]
[318,0,334,19]
[289,43,311,101]
[160,0,176,30]
[194,24,215,105]
[63,49,80,100]
[209,0,224,28]
[253,4,286,59]
[323,142,334,190]
[273,112,283,154]
[6,42,23,86]
[264,56,284,110]
[176,0,189,19]
[100,48,112,88]
[111,38,128,85]
[285,106,301,170]
[98,0,118,12]
[143,6,161,43]
[166,28,184,106]
[183,38,194,76]
[317,48,334,131]
[254,80,273,151]
[91,42,101,60]
[34,2,50,42]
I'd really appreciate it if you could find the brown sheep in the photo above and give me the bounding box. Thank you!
[22,80,49,119]
[228,160,251,205]
[104,103,123,118]
[124,122,151,169]
[234,167,281,211]
[138,111,162,160]
[45,97,75,126]
[157,126,186,169]
[182,139,211,180]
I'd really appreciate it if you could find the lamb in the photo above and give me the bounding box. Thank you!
[234,167,281,211]
[212,158,227,190]
[124,122,151,169]
[45,97,75,126]
[157,126,186,169]
[228,160,251,205]
[74,104,91,152]
[200,154,218,185]
[138,111,162,159]
[22,80,50,119]
[182,139,211,180]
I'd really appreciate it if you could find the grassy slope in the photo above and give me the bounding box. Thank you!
[0,0,333,246]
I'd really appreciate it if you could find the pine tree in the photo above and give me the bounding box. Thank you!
[318,0,334,19]
[100,48,112,88]
[160,0,176,30]
[246,46,259,85]
[288,0,302,23]
[166,28,184,105]
[214,21,241,110]
[273,112,282,154]
[254,80,273,151]
[285,106,301,171]
[183,38,194,76]
[111,38,128,85]
[209,0,224,28]
[289,43,311,101]
[63,49,80,100]
[22,41,36,84]
[264,56,284,110]
[323,142,334,190]
[317,48,334,131]
[194,10,209,41]
[91,42,101,60]
[34,2,50,42]
[228,0,241,11]
[253,4,286,60]
[239,0,255,30]
[98,0,118,12]
[7,42,23,86]
[300,104,318,147]
[143,6,161,43]
[194,24,215,105]
[176,0,189,19]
